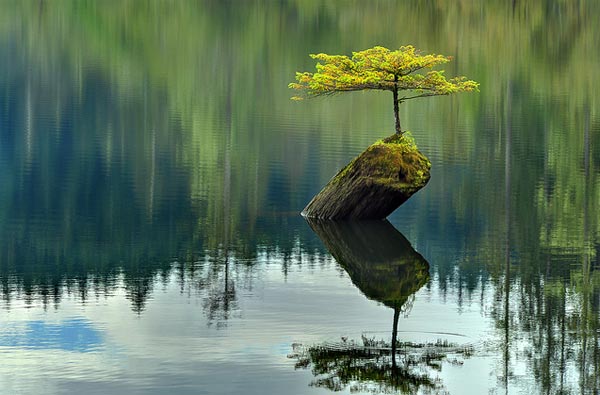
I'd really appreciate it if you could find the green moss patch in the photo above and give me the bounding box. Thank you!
[334,132,430,188]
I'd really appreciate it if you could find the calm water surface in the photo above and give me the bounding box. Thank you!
[1,2,599,394]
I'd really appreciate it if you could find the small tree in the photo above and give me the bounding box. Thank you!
[290,45,479,135]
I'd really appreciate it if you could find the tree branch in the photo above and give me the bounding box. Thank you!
[400,64,429,77]
[400,92,448,101]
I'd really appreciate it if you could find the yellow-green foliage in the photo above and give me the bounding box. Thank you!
[290,45,479,101]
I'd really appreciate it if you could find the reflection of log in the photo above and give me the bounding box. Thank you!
[296,219,436,393]
[302,134,431,220]
[306,218,429,310]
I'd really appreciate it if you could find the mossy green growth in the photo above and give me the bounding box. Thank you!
[333,131,431,188]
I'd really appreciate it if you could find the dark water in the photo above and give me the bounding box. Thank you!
[1,1,599,394]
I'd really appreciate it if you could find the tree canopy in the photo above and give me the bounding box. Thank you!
[290,45,479,134]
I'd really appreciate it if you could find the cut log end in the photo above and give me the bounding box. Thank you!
[302,134,431,220]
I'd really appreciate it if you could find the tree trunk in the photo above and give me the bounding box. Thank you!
[392,307,400,369]
[393,76,402,135]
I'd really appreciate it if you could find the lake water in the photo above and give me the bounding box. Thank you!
[1,2,599,394]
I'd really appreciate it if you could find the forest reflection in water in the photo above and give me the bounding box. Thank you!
[0,215,323,320]
[295,218,600,394]
[1,1,600,394]
[2,214,599,393]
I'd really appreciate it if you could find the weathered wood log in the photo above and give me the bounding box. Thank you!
[302,134,431,219]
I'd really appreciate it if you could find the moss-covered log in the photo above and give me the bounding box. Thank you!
[302,134,431,220]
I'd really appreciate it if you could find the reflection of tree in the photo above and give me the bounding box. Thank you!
[300,219,446,393]
[197,251,238,328]
[123,266,166,314]
[291,339,451,394]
